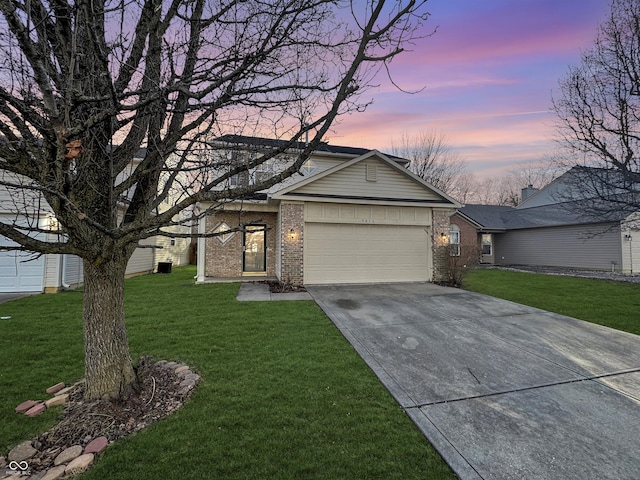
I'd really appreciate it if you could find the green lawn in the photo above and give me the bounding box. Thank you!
[463,268,640,335]
[0,267,454,479]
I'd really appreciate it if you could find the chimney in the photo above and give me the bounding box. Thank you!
[521,184,539,202]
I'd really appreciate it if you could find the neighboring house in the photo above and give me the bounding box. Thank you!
[0,152,191,293]
[456,167,640,273]
[196,135,461,285]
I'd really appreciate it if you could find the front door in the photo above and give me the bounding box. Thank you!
[243,225,266,273]
[480,233,494,264]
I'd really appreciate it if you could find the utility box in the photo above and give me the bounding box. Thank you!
[157,262,173,274]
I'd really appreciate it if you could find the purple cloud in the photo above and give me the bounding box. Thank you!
[330,0,612,178]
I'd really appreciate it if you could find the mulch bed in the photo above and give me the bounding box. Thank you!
[265,280,307,293]
[24,357,195,475]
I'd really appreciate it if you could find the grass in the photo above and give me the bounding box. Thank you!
[0,266,454,479]
[463,268,640,335]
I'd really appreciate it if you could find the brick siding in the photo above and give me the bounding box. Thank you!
[205,210,277,277]
[279,202,304,286]
[451,213,479,250]
[432,208,454,282]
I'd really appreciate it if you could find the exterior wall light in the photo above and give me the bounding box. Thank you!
[289,228,297,240]
[47,214,60,231]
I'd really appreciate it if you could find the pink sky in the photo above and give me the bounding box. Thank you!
[327,0,612,178]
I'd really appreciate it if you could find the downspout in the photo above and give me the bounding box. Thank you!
[629,235,634,275]
[58,254,71,290]
[196,203,206,282]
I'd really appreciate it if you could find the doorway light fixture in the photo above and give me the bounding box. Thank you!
[289,228,297,240]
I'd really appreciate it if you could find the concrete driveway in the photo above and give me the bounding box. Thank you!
[307,283,640,480]
[0,292,36,304]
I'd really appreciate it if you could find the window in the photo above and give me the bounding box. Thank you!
[228,151,249,187]
[213,222,234,244]
[254,159,274,185]
[449,224,460,256]
[481,234,492,255]
[300,159,317,176]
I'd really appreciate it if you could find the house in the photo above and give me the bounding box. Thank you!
[195,135,461,285]
[0,152,191,293]
[455,167,640,273]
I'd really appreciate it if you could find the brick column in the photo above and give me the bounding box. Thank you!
[279,202,304,286]
[432,208,454,282]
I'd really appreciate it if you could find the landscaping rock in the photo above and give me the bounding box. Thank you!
[53,445,82,466]
[40,465,66,480]
[53,386,74,397]
[174,365,189,374]
[0,456,5,468]
[15,400,38,414]
[183,373,200,382]
[8,441,37,462]
[179,378,196,389]
[45,383,65,394]
[45,394,68,409]
[27,471,47,480]
[65,454,94,475]
[25,403,46,417]
[84,436,108,454]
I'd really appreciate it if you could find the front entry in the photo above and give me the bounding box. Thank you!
[480,233,494,264]
[243,225,266,273]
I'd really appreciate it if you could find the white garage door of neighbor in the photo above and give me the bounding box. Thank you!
[304,223,431,284]
[0,239,45,293]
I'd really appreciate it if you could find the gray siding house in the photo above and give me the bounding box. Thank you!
[457,167,640,274]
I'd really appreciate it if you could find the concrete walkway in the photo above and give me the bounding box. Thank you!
[236,282,312,301]
[308,282,640,480]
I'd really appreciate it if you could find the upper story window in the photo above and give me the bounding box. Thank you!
[228,151,249,188]
[254,159,275,185]
[449,224,461,256]
[300,159,317,176]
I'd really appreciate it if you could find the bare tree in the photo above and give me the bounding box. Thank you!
[0,0,431,401]
[552,0,640,217]
[390,130,468,197]
[463,161,557,206]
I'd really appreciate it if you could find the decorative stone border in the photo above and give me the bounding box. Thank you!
[2,361,199,480]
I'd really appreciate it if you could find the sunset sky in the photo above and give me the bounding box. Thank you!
[328,0,612,178]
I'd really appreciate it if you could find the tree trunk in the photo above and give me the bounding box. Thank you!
[82,254,138,401]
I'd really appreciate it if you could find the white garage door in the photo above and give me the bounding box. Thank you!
[304,222,431,284]
[0,242,45,292]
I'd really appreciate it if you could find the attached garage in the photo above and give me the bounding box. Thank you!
[0,243,45,292]
[303,202,433,284]
[305,222,431,284]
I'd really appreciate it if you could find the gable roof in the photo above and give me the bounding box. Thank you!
[272,150,461,207]
[215,134,409,164]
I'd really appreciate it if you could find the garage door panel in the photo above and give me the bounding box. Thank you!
[0,250,45,292]
[0,219,46,292]
[304,223,430,284]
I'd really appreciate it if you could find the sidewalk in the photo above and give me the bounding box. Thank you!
[236,282,312,301]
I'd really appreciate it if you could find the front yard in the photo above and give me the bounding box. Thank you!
[0,267,454,479]
[463,268,640,335]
